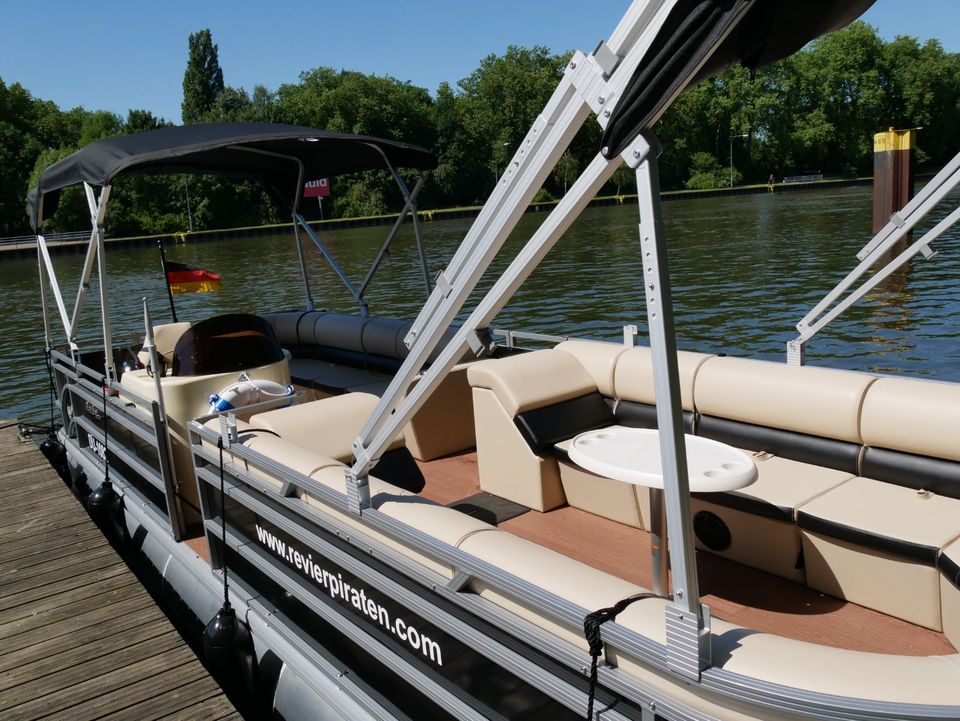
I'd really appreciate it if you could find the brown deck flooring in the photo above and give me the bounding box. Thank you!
[0,421,241,721]
[418,451,955,657]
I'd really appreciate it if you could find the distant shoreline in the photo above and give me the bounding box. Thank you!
[0,175,874,260]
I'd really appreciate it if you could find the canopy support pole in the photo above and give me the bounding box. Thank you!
[69,191,109,341]
[85,183,115,383]
[37,244,54,353]
[409,171,432,297]
[291,215,315,311]
[36,235,75,351]
[634,132,710,680]
[294,213,368,318]
[348,0,676,485]
[357,168,429,301]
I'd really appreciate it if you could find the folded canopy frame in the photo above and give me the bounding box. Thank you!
[346,0,876,684]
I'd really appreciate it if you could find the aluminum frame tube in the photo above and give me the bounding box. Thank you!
[350,149,619,481]
[294,213,368,317]
[291,217,315,311]
[634,134,708,677]
[357,170,429,300]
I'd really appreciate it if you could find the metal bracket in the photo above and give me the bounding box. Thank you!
[623,324,638,347]
[279,480,299,498]
[218,413,239,446]
[447,571,472,592]
[786,338,805,367]
[434,271,453,297]
[345,469,370,515]
[567,50,618,123]
[592,40,620,77]
[665,603,711,681]
[466,327,495,357]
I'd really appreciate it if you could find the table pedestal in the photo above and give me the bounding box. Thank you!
[650,488,669,596]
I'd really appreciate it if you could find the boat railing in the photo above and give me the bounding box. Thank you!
[186,414,667,720]
[788,145,960,364]
[51,347,185,538]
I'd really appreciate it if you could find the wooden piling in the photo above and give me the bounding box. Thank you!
[873,128,916,234]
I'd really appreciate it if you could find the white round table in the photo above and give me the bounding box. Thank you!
[568,426,758,595]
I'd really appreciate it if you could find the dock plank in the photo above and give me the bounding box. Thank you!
[0,422,241,719]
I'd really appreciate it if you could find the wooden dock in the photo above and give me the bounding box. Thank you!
[0,421,242,721]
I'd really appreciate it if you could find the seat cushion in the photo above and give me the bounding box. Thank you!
[553,339,628,397]
[250,393,404,462]
[612,347,713,410]
[860,376,960,463]
[698,455,853,522]
[466,349,596,416]
[514,392,614,454]
[694,356,875,443]
[797,477,960,564]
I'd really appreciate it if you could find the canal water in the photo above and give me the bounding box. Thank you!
[3,185,959,423]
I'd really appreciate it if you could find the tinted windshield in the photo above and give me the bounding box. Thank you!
[172,313,284,376]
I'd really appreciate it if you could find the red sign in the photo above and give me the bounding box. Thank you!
[303,178,330,198]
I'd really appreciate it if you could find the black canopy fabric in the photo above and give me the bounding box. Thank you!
[27,123,437,229]
[601,0,876,158]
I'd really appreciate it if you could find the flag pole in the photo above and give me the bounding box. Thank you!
[157,239,178,323]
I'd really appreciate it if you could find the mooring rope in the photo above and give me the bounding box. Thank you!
[582,593,658,720]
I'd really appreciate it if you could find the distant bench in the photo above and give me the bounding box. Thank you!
[782,174,824,184]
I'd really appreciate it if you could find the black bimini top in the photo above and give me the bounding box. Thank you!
[602,0,876,158]
[28,123,437,230]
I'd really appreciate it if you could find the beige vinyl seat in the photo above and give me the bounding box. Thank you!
[940,538,960,647]
[466,340,715,525]
[260,310,477,461]
[690,357,873,581]
[797,376,960,630]
[137,321,192,368]
[467,348,607,512]
[249,392,405,461]
[551,341,713,528]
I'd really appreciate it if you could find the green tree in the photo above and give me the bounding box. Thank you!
[685,151,737,190]
[456,46,566,195]
[182,29,224,124]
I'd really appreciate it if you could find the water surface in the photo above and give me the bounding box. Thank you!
[3,185,958,422]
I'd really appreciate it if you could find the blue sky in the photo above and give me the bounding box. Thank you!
[2,1,958,124]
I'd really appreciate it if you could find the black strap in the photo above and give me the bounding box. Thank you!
[583,593,657,720]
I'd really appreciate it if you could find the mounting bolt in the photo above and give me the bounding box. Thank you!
[603,109,611,118]
[569,61,577,69]
[633,148,641,159]
[597,95,605,105]
[676,588,684,598]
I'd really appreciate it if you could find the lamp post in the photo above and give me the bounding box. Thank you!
[729,133,748,188]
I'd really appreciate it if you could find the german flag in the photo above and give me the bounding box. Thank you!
[165,261,222,294]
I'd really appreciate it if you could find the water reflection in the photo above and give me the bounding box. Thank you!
[3,185,959,421]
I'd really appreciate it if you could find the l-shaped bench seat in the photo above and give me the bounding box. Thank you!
[466,338,960,641]
[212,401,960,710]
[259,310,474,461]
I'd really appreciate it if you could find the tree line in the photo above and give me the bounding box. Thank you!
[1,21,958,236]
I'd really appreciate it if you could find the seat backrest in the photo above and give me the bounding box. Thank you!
[860,376,960,498]
[695,356,874,442]
[554,339,629,397]
[466,349,597,416]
